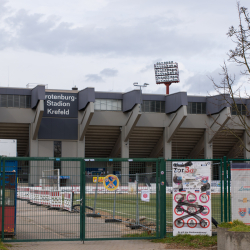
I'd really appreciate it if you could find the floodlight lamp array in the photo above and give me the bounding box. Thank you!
[154,61,179,84]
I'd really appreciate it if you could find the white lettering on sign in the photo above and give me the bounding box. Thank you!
[44,92,78,117]
[47,109,70,115]
[45,94,77,102]
[47,100,71,107]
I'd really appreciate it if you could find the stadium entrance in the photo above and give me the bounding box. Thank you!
[0,157,164,242]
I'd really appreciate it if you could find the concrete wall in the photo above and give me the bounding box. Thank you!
[0,108,35,123]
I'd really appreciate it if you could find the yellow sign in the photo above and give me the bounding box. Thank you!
[103,175,119,191]
[93,177,104,183]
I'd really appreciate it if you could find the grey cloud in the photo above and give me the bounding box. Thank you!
[185,63,244,95]
[0,5,223,58]
[100,68,118,77]
[85,74,104,82]
[140,58,162,73]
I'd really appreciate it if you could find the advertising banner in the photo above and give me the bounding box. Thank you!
[172,161,212,236]
[231,163,250,224]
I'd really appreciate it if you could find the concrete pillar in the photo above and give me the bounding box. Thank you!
[204,129,213,180]
[243,131,250,159]
[107,162,113,175]
[164,127,172,186]
[77,133,85,157]
[146,162,153,183]
[204,129,213,159]
[121,127,129,185]
[29,123,39,186]
[62,141,79,186]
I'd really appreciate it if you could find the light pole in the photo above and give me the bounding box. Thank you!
[133,82,149,112]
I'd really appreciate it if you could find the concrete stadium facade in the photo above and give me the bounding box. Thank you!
[0,85,248,184]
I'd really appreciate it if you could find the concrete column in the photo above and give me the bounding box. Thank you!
[62,141,79,186]
[77,133,85,157]
[29,123,39,186]
[121,127,129,185]
[204,129,213,159]
[107,162,113,175]
[204,129,213,180]
[164,127,172,186]
[146,162,153,183]
[244,131,250,159]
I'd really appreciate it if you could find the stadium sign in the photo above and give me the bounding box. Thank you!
[44,92,78,118]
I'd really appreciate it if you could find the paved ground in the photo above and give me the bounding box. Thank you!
[8,240,167,250]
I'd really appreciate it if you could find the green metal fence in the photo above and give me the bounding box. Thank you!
[83,158,162,241]
[0,156,227,242]
[0,157,84,242]
[0,157,164,242]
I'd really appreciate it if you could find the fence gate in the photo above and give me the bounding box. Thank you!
[0,157,164,242]
[83,158,162,241]
[1,157,83,242]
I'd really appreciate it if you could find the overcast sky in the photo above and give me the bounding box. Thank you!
[0,0,249,95]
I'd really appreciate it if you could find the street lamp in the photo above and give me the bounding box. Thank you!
[133,82,149,111]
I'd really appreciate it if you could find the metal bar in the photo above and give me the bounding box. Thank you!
[220,160,223,222]
[228,161,231,221]
[113,190,116,219]
[93,176,98,214]
[82,159,86,242]
[223,156,228,222]
[160,158,166,238]
[1,158,5,241]
[156,160,159,238]
[136,173,139,225]
[80,159,83,241]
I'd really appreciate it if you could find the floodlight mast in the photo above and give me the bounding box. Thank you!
[154,61,180,95]
[133,82,149,112]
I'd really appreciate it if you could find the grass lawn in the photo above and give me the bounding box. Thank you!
[153,234,217,249]
[74,191,222,227]
[0,241,10,250]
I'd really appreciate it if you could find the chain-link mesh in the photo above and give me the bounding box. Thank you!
[84,160,159,239]
[1,158,81,241]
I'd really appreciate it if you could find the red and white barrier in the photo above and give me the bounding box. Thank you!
[63,192,73,211]
[50,191,62,208]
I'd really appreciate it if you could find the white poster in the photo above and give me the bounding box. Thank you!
[231,163,250,224]
[172,161,212,236]
[141,190,150,202]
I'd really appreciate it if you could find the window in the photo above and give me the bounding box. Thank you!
[142,101,165,113]
[94,99,122,111]
[187,102,206,114]
[54,141,61,172]
[231,104,247,115]
[0,95,31,108]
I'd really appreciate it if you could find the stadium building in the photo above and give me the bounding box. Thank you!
[0,85,248,184]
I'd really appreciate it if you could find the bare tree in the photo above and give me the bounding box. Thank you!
[209,2,250,154]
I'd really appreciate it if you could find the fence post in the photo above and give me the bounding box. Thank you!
[1,158,5,241]
[80,159,85,242]
[223,156,228,222]
[220,160,223,222]
[228,160,231,222]
[159,158,166,238]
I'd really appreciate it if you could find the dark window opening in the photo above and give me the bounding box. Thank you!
[187,102,206,114]
[231,104,247,115]
[0,95,31,108]
[142,101,165,113]
[54,141,61,172]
